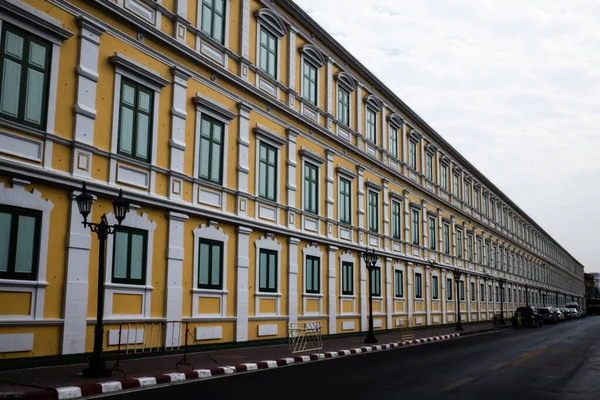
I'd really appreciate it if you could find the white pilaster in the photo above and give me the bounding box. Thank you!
[287,27,297,106]
[169,67,191,185]
[287,129,298,228]
[385,257,392,329]
[326,58,333,116]
[357,166,365,244]
[360,258,367,331]
[237,102,252,217]
[239,0,251,80]
[326,150,335,238]
[356,83,362,135]
[165,211,188,346]
[407,263,413,326]
[422,201,428,252]
[382,180,389,249]
[441,269,447,324]
[236,226,252,341]
[289,237,300,324]
[402,122,407,175]
[403,190,410,253]
[61,193,92,354]
[73,16,104,179]
[425,265,431,325]
[328,246,337,334]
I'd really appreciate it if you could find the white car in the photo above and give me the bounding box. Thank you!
[566,302,584,318]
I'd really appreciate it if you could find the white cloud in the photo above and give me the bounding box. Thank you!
[296,0,600,269]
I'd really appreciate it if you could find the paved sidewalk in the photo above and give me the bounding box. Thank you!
[0,321,500,398]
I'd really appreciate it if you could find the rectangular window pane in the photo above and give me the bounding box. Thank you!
[135,113,149,159]
[432,276,438,299]
[447,279,453,300]
[14,215,35,273]
[0,212,11,273]
[199,242,210,285]
[211,244,221,287]
[113,231,129,279]
[0,59,21,117]
[29,42,46,68]
[259,250,268,290]
[415,273,422,298]
[199,137,210,178]
[130,233,144,280]
[5,31,24,59]
[202,4,212,34]
[119,107,134,154]
[268,252,276,290]
[24,68,44,124]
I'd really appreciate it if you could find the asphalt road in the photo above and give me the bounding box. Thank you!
[108,316,600,400]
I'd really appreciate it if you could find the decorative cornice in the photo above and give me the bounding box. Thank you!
[1,0,73,40]
[109,52,170,87]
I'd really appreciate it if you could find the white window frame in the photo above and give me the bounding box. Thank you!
[334,72,356,131]
[0,179,53,321]
[104,207,157,320]
[254,125,286,205]
[192,221,229,317]
[300,148,325,231]
[367,189,379,233]
[300,52,322,109]
[0,4,71,136]
[191,95,235,209]
[336,166,356,229]
[339,251,357,314]
[109,53,168,169]
[302,244,323,316]
[254,234,282,316]
[197,0,231,48]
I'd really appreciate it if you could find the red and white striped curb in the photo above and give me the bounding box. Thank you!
[23,333,460,399]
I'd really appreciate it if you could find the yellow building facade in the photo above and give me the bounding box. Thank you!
[0,0,585,358]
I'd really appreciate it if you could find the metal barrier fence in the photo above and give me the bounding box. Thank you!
[288,322,322,354]
[111,321,193,376]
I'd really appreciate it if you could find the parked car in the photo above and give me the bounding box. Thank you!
[562,307,576,320]
[513,306,543,328]
[552,308,565,322]
[537,307,557,324]
[566,302,584,318]
[567,307,580,319]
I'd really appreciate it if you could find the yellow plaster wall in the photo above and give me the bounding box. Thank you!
[0,292,31,315]
[112,294,143,315]
[259,298,276,314]
[199,297,221,315]
[0,327,61,359]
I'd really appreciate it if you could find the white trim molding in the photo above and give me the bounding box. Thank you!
[103,208,157,320]
[192,221,229,318]
[0,179,54,321]
[254,234,283,316]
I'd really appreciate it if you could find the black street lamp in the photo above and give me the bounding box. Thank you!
[453,268,463,331]
[542,292,546,307]
[76,182,130,378]
[362,247,378,344]
[525,285,529,306]
[555,292,559,307]
[499,279,506,325]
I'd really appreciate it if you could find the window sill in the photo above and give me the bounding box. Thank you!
[0,279,49,288]
[105,282,154,291]
[256,291,282,298]
[192,288,228,295]
[303,293,324,298]
[394,297,405,300]
[340,294,356,299]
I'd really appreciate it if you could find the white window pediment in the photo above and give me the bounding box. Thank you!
[109,52,169,91]
[0,0,73,43]
[255,8,287,38]
[335,72,356,92]
[409,129,423,143]
[300,44,326,68]
[299,147,326,165]
[254,124,287,148]
[192,94,236,122]
[364,94,383,111]
[387,113,403,129]
[426,143,438,155]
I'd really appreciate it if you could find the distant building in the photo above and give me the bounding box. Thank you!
[585,273,600,299]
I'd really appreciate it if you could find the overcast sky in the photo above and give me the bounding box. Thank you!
[295,0,600,271]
